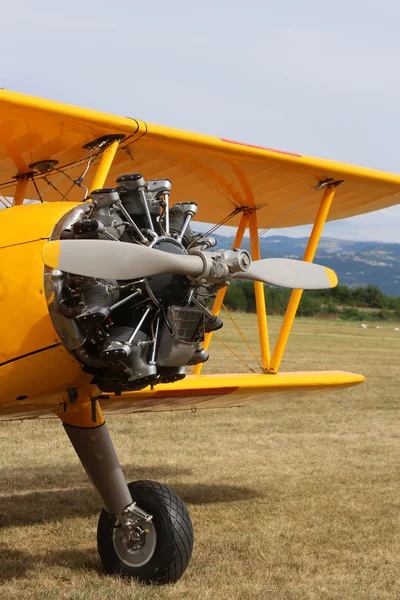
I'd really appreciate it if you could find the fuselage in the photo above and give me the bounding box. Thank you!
[0,203,93,419]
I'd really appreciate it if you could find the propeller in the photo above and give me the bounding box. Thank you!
[42,239,337,289]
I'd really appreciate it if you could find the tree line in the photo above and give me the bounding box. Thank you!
[223,282,400,321]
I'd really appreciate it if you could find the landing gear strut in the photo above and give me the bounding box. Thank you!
[60,398,193,584]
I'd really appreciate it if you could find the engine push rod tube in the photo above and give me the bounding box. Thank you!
[128,307,152,345]
[175,213,193,243]
[109,288,142,313]
[191,296,220,324]
[150,317,160,364]
[163,193,170,235]
[138,187,155,232]
[117,201,148,243]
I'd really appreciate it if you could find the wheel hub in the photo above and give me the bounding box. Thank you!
[114,520,157,567]
[113,505,157,568]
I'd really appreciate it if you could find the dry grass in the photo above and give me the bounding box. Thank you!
[1,315,399,599]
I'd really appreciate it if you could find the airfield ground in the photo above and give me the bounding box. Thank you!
[1,315,399,599]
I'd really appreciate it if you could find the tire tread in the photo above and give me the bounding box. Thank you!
[97,479,193,584]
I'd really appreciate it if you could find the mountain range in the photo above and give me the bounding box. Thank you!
[210,234,400,297]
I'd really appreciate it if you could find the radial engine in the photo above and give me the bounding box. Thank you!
[45,174,249,393]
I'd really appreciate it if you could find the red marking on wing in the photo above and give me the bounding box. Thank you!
[155,386,238,398]
[221,138,302,157]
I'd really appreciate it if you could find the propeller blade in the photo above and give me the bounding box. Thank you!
[234,258,338,289]
[43,241,337,290]
[42,239,204,280]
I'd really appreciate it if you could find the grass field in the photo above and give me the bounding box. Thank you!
[1,314,399,599]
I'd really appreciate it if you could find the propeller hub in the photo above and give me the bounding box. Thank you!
[147,239,191,301]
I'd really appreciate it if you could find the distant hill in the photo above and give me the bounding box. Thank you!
[209,234,400,296]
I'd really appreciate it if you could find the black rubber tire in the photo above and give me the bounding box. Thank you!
[97,480,193,584]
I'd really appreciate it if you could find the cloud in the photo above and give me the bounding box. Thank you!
[1,0,399,242]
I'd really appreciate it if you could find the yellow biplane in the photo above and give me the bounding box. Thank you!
[1,90,399,583]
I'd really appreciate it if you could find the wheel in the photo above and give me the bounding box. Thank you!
[97,480,193,584]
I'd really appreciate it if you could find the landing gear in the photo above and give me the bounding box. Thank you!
[60,398,193,585]
[97,480,193,584]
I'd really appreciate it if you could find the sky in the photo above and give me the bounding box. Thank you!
[1,0,400,243]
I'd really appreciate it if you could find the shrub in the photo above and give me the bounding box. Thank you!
[340,308,364,321]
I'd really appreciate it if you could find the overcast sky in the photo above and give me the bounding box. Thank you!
[2,0,400,242]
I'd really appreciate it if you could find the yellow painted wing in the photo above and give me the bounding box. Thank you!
[0,372,364,421]
[1,90,400,227]
[100,372,365,415]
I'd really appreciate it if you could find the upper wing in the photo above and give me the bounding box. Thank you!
[1,90,400,227]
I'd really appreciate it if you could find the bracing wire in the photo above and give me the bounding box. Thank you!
[249,180,337,245]
[26,145,101,204]
[188,207,244,249]
[31,178,43,203]
[248,188,319,246]
[212,333,256,373]
[0,195,11,208]
[221,303,264,372]
[43,176,68,201]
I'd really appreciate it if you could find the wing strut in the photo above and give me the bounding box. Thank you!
[194,181,342,377]
[13,174,30,206]
[269,182,340,373]
[193,208,271,374]
[249,209,270,370]
[90,139,121,192]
